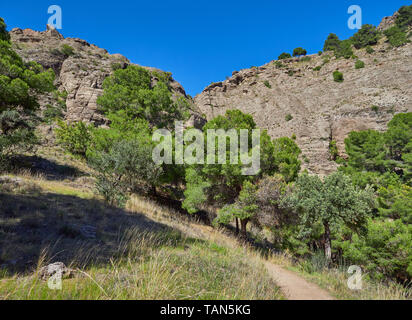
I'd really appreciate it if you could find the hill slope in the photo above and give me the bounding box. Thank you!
[194,14,412,175]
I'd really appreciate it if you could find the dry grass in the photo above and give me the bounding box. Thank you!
[0,175,283,300]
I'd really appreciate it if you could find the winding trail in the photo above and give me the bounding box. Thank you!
[264,262,335,300]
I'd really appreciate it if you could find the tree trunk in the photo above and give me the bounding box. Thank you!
[235,218,239,235]
[324,222,332,262]
[150,185,157,197]
[240,219,248,238]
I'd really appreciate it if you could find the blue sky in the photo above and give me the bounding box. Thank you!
[0,1,407,96]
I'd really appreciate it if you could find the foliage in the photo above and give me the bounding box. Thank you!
[285,114,293,121]
[60,44,75,57]
[336,219,412,281]
[333,70,344,82]
[97,65,189,130]
[365,45,375,54]
[55,120,93,157]
[351,24,380,49]
[384,26,409,47]
[355,59,365,69]
[293,47,307,57]
[395,5,412,31]
[283,172,374,260]
[263,80,271,88]
[323,33,341,52]
[278,52,291,60]
[88,138,162,207]
[0,18,55,166]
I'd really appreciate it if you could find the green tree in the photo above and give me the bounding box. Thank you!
[337,219,412,281]
[384,26,409,47]
[283,172,374,261]
[0,17,10,42]
[215,180,258,237]
[395,4,412,31]
[323,33,341,52]
[333,70,344,82]
[351,24,380,49]
[278,52,291,60]
[0,18,55,166]
[97,65,189,130]
[293,47,307,57]
[55,120,93,157]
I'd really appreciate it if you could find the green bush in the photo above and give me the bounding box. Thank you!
[395,5,412,30]
[333,70,344,82]
[313,66,322,71]
[300,56,311,62]
[55,120,93,157]
[371,105,379,113]
[334,40,354,59]
[278,52,291,60]
[60,44,75,57]
[0,17,10,42]
[323,33,341,52]
[365,45,375,54]
[42,104,64,123]
[293,47,307,57]
[285,114,293,121]
[355,59,365,69]
[351,24,380,49]
[263,80,271,88]
[337,219,412,281]
[384,26,409,47]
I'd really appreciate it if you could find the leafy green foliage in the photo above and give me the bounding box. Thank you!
[215,180,258,236]
[0,18,55,166]
[0,17,10,42]
[97,65,189,130]
[337,219,412,281]
[366,45,375,54]
[89,138,162,207]
[395,5,412,31]
[60,44,75,57]
[323,33,341,52]
[351,24,380,49]
[278,52,291,60]
[355,59,365,69]
[293,47,307,57]
[283,172,374,260]
[55,120,93,157]
[384,26,409,47]
[333,70,344,82]
[285,114,293,121]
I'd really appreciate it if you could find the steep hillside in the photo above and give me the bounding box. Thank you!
[9,26,203,127]
[195,14,412,175]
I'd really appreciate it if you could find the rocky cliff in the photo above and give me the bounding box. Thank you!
[10,26,194,125]
[194,15,412,175]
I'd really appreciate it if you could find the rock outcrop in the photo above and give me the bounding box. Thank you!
[194,15,412,175]
[10,27,193,125]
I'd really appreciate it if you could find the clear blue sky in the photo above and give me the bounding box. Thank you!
[0,1,407,96]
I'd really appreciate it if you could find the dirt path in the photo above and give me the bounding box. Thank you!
[264,262,335,300]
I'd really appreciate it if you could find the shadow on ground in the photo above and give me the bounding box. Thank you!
[0,189,193,276]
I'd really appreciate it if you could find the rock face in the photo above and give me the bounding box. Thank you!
[195,18,412,175]
[10,27,192,125]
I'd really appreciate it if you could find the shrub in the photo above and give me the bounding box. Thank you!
[293,47,307,57]
[334,40,354,59]
[351,24,380,49]
[333,70,344,82]
[55,120,93,157]
[278,52,291,60]
[263,80,271,88]
[0,17,10,42]
[285,114,293,121]
[42,104,64,123]
[384,26,409,47]
[395,4,412,30]
[323,33,341,52]
[60,44,75,57]
[365,46,375,54]
[355,59,365,69]
[371,105,379,113]
[313,66,322,71]
[300,56,311,62]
